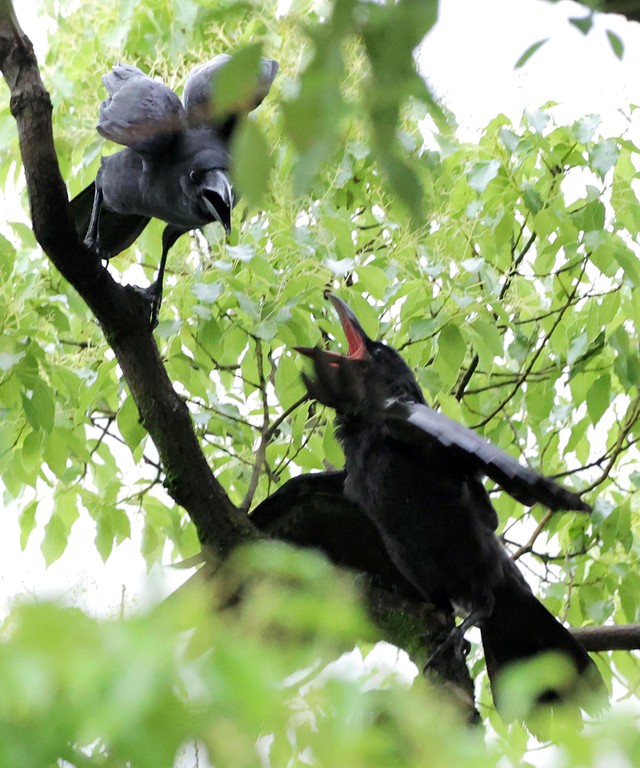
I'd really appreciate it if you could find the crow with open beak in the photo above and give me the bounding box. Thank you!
[297,293,606,725]
[71,55,278,327]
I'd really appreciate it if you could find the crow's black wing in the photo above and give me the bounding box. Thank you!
[98,64,185,154]
[250,471,424,601]
[183,54,279,133]
[70,181,151,259]
[383,401,591,513]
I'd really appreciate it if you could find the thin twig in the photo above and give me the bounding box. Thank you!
[473,259,587,428]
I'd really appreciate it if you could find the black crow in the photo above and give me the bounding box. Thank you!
[71,54,278,327]
[297,294,606,723]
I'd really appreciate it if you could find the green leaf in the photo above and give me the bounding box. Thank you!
[569,14,593,34]
[20,428,43,471]
[498,128,519,152]
[322,425,344,469]
[522,185,543,214]
[41,513,68,567]
[377,152,423,223]
[21,380,56,434]
[586,375,610,425]
[467,160,500,193]
[191,281,224,304]
[232,119,271,208]
[437,324,466,373]
[116,394,146,454]
[18,499,38,550]
[606,29,624,60]
[514,39,549,69]
[573,114,600,144]
[274,353,305,411]
[0,232,15,276]
[95,514,115,562]
[620,571,640,622]
[357,265,388,299]
[213,43,264,116]
[612,242,640,287]
[591,139,619,178]
[44,428,68,478]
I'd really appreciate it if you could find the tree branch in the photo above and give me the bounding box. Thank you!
[472,258,587,428]
[572,624,640,653]
[0,9,256,554]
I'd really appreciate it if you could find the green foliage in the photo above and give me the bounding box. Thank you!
[1,0,640,763]
[0,543,374,767]
[1,542,638,768]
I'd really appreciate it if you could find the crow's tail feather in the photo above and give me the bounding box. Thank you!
[481,577,607,727]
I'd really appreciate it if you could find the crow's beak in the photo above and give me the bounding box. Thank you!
[294,294,371,362]
[327,294,371,360]
[201,169,234,234]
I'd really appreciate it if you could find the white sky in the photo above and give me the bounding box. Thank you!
[421,0,640,136]
[2,0,639,621]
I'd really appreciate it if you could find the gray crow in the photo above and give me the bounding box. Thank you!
[71,54,278,327]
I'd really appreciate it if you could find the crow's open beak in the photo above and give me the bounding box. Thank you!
[327,294,370,360]
[294,294,371,362]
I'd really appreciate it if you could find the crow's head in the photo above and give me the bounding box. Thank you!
[296,294,425,413]
[185,161,234,235]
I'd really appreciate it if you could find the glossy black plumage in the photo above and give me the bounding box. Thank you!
[71,55,278,326]
[298,294,606,723]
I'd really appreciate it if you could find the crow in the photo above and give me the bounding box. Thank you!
[296,293,606,725]
[71,54,278,327]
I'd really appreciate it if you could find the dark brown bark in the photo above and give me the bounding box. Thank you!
[572,624,640,652]
[0,12,256,555]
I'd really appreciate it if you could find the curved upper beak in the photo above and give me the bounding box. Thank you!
[326,294,371,360]
[295,294,371,361]
[200,169,234,234]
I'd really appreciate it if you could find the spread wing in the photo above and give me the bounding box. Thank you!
[383,401,591,513]
[183,54,278,133]
[97,64,185,154]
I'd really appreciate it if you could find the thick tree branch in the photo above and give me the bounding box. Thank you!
[0,10,256,554]
[572,624,640,653]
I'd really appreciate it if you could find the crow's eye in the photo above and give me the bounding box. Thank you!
[189,170,201,183]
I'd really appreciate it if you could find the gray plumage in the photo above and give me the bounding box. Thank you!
[71,55,278,326]
[384,402,591,512]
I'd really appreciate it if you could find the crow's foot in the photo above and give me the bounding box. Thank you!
[424,626,471,673]
[131,282,162,330]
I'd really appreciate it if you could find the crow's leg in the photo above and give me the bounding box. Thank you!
[144,225,182,329]
[83,178,103,251]
[424,597,494,671]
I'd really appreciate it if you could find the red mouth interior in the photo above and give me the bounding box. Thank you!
[333,304,367,360]
[295,297,368,363]
[344,324,366,359]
